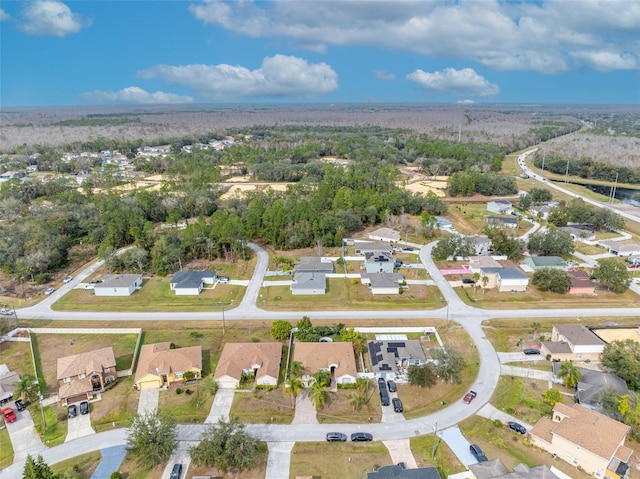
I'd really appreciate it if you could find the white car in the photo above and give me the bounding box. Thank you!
[44,287,55,295]
[63,276,73,283]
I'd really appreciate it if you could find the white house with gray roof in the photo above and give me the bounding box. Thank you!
[94,274,142,296]
[525,256,568,271]
[487,200,513,215]
[290,272,327,295]
[361,272,404,295]
[364,252,395,273]
[294,257,334,274]
[170,271,217,295]
[480,267,529,292]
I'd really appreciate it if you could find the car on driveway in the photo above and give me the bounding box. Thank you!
[387,380,397,392]
[470,444,487,462]
[80,401,89,415]
[68,404,77,419]
[170,463,183,479]
[523,348,541,355]
[15,399,27,411]
[508,421,527,434]
[326,432,347,442]
[463,390,477,403]
[218,276,230,284]
[63,276,73,283]
[2,407,17,423]
[392,397,403,413]
[44,287,55,295]
[351,432,373,442]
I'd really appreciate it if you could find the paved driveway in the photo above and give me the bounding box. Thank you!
[65,410,95,442]
[137,388,159,415]
[205,387,234,424]
[5,407,45,461]
[498,352,545,364]
[383,439,417,468]
[90,445,126,479]
[476,404,534,432]
[265,442,294,479]
[438,426,477,466]
[161,441,194,479]
[500,365,553,381]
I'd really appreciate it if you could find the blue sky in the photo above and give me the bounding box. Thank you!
[1,0,639,106]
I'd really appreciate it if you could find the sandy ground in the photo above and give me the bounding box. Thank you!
[220,182,293,200]
[591,327,640,344]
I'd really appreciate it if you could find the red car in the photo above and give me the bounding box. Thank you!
[2,407,17,423]
[463,390,477,404]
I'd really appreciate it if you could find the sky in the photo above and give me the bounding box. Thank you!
[1,0,639,107]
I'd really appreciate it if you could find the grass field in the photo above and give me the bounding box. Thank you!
[157,379,216,424]
[411,434,465,477]
[231,388,295,424]
[0,337,36,379]
[51,451,101,478]
[0,427,13,469]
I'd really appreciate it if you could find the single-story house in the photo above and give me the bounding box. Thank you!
[367,339,427,378]
[529,403,632,479]
[169,270,217,295]
[290,272,327,295]
[57,347,117,405]
[214,343,282,388]
[0,365,19,405]
[469,459,557,479]
[294,257,334,274]
[598,240,640,257]
[560,225,596,242]
[94,274,142,297]
[480,267,529,292]
[134,342,202,390]
[361,273,404,295]
[576,369,629,410]
[529,203,556,220]
[293,342,357,386]
[367,464,440,479]
[435,217,455,232]
[485,216,518,229]
[525,256,568,271]
[468,235,491,256]
[541,324,605,362]
[354,241,394,256]
[467,255,501,274]
[487,200,513,215]
[568,269,596,295]
[364,252,395,274]
[367,228,401,243]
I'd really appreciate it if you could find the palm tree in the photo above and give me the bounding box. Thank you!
[481,275,489,298]
[309,378,328,409]
[13,374,39,403]
[557,360,581,388]
[472,272,480,297]
[283,361,305,409]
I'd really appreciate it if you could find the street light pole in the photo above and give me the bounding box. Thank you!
[214,302,231,335]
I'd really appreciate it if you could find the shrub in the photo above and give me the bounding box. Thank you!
[251,336,260,342]
[185,389,192,395]
[176,388,182,394]
[110,473,122,479]
[492,419,503,428]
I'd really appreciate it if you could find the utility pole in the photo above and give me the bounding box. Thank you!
[564,160,570,183]
[432,422,438,460]
[610,172,619,204]
[214,302,231,335]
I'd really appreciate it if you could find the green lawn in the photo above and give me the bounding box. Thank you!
[490,376,552,426]
[0,339,36,379]
[157,379,216,424]
[31,404,68,447]
[51,451,101,478]
[52,279,244,312]
[411,434,465,478]
[0,426,14,469]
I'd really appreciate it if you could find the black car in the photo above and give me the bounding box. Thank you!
[351,432,373,442]
[392,397,403,413]
[380,391,390,406]
[79,401,89,415]
[378,378,387,393]
[326,432,347,442]
[508,421,527,434]
[67,404,77,419]
[470,444,487,462]
[15,399,27,411]
[387,380,397,392]
[523,348,541,355]
[170,463,183,479]
[462,278,476,284]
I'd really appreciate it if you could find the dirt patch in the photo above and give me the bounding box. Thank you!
[232,388,295,424]
[591,327,640,344]
[317,388,382,424]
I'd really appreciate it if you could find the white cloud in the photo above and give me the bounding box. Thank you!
[375,70,396,80]
[570,50,638,71]
[0,8,10,21]
[407,68,500,97]
[188,0,640,74]
[457,99,475,104]
[19,1,88,37]
[137,55,338,100]
[79,87,194,105]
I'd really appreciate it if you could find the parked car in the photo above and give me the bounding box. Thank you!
[402,247,414,251]
[523,348,541,355]
[380,391,390,406]
[508,421,527,434]
[326,432,347,442]
[63,276,73,283]
[392,397,403,413]
[218,276,230,284]
[80,401,89,415]
[170,463,183,479]
[462,278,476,284]
[378,377,387,392]
[44,287,55,295]
[397,462,406,469]
[2,407,17,423]
[351,432,373,442]
[463,390,477,403]
[15,399,27,411]
[387,380,397,392]
[67,404,77,419]
[470,444,487,462]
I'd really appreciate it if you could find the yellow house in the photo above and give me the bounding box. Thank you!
[529,403,632,479]
[134,342,202,390]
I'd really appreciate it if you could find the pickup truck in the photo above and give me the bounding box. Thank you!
[463,390,477,404]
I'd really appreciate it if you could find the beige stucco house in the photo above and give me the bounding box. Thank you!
[214,343,282,388]
[541,324,606,361]
[57,347,117,405]
[134,342,202,390]
[529,403,632,479]
[293,342,357,387]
